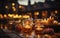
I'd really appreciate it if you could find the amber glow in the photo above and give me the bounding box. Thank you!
[53,20,58,24]
[49,16,54,20]
[0,14,3,18]
[18,20,21,22]
[19,5,25,10]
[58,23,60,25]
[1,25,3,29]
[19,15,22,18]
[5,25,8,29]
[22,15,30,18]
[8,14,13,17]
[35,19,41,25]
[12,3,15,6]
[36,26,43,30]
[8,14,30,18]
[23,19,32,29]
[5,5,8,9]
[12,7,16,11]
[55,10,58,14]
[41,17,55,25]
[37,35,40,38]
[35,19,43,30]
[42,11,47,18]
[41,19,49,25]
[13,14,19,18]
[24,25,31,29]
[19,5,22,8]
[44,34,51,38]
[8,14,21,18]
[34,12,39,15]
[4,14,7,18]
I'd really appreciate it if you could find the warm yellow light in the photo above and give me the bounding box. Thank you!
[37,35,40,38]
[19,5,22,8]
[36,26,43,30]
[41,19,49,25]
[12,7,16,11]
[34,12,39,15]
[42,11,47,18]
[14,8,16,11]
[23,15,30,18]
[53,20,58,24]
[12,3,15,6]
[49,16,54,20]
[24,25,31,29]
[44,34,51,38]
[9,22,13,24]
[12,7,15,9]
[58,23,60,25]
[5,26,7,29]
[18,20,21,22]
[13,14,18,18]
[35,19,41,25]
[8,14,13,17]
[16,14,18,17]
[44,34,49,36]
[19,5,25,10]
[19,15,22,18]
[0,14,3,18]
[13,15,22,18]
[5,5,8,9]
[0,14,2,17]
[43,19,48,22]
[55,10,58,14]
[4,14,7,18]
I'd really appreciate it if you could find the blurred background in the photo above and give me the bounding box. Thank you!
[0,0,60,38]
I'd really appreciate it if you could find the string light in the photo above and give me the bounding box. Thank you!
[12,3,15,6]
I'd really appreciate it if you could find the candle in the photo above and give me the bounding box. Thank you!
[41,19,48,25]
[24,25,31,29]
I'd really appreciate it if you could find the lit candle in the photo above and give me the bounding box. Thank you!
[37,35,40,38]
[41,19,48,25]
[53,20,58,25]
[48,16,54,25]
[24,25,31,29]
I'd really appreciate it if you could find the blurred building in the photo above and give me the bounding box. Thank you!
[0,0,60,21]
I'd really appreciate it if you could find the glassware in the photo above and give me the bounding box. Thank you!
[34,19,44,35]
[22,19,33,38]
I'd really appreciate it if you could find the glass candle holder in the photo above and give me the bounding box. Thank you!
[34,19,44,35]
[22,19,33,34]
